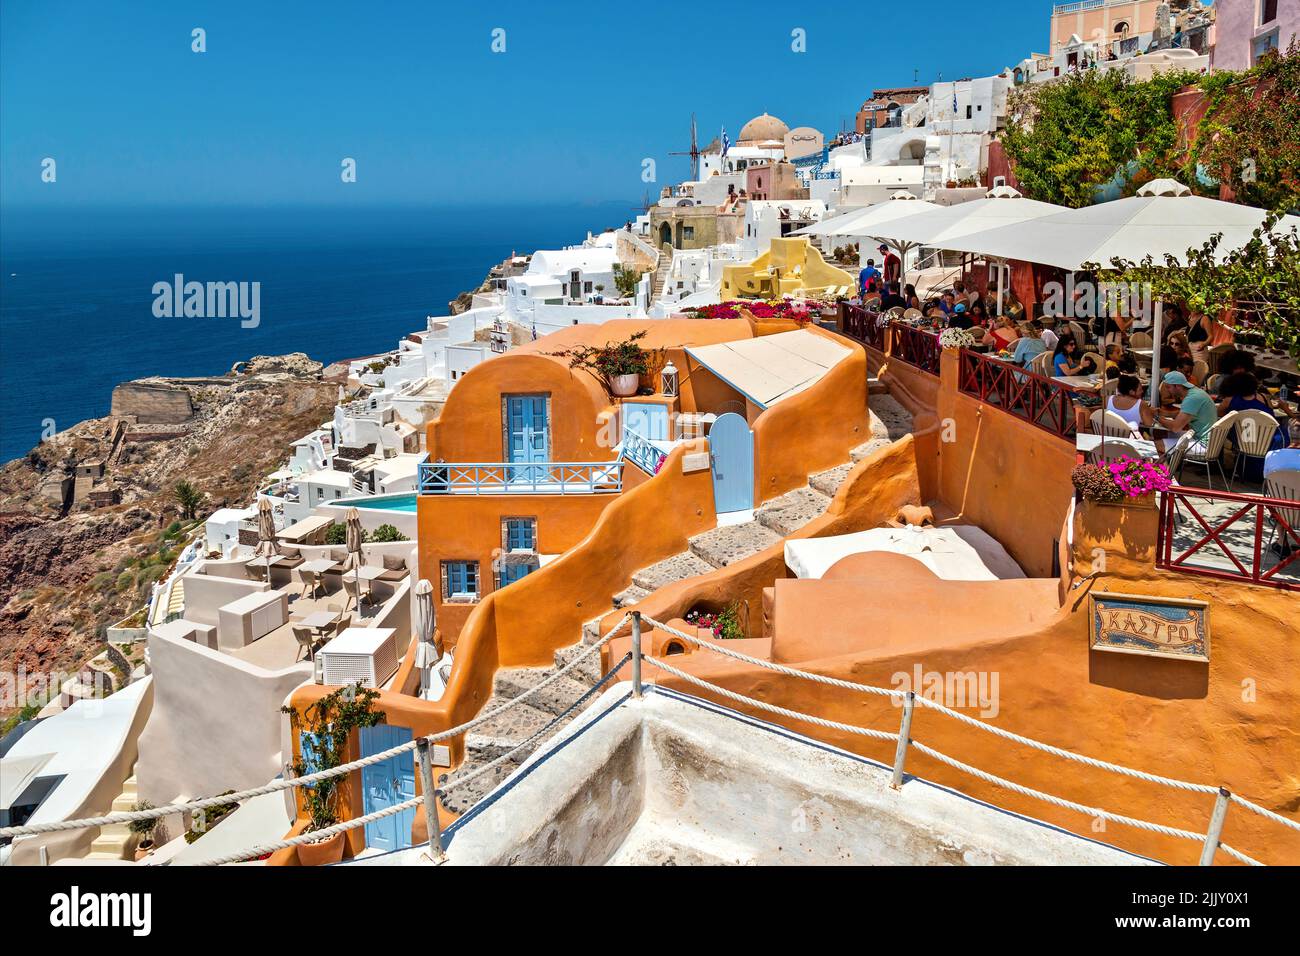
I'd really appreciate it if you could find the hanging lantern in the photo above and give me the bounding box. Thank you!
[660,360,678,398]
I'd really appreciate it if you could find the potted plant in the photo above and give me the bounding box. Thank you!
[550,330,662,397]
[281,682,386,866]
[129,802,158,860]
[938,327,977,351]
[684,602,745,640]
[1071,456,1171,508]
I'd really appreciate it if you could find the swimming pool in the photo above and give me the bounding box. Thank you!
[338,494,418,513]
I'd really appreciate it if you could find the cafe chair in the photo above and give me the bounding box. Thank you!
[1231,410,1279,483]
[1179,411,1239,489]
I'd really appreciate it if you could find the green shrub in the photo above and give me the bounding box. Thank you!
[370,523,407,543]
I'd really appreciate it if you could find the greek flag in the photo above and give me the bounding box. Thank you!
[721,127,730,158]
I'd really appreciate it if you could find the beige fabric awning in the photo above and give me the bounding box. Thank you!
[685,329,852,408]
[276,514,334,542]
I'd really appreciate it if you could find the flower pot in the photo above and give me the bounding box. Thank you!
[296,830,346,866]
[609,374,640,397]
[133,839,154,862]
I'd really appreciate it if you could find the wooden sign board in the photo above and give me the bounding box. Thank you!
[1089,592,1210,662]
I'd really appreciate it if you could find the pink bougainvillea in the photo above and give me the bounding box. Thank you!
[1107,456,1174,498]
[684,299,828,322]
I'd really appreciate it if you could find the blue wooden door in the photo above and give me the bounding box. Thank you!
[623,402,669,441]
[709,412,754,513]
[359,724,416,852]
[505,395,548,483]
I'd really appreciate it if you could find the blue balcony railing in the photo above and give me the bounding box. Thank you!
[418,460,623,495]
[622,429,666,477]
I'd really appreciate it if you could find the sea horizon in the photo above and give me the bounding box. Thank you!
[0,200,637,463]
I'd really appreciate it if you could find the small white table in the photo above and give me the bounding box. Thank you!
[301,558,337,574]
[1076,433,1161,460]
[297,610,340,631]
[354,566,388,582]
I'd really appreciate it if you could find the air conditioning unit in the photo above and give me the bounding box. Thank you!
[318,627,399,688]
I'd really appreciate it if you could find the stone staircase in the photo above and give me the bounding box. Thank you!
[84,766,141,861]
[439,397,913,814]
[649,245,674,303]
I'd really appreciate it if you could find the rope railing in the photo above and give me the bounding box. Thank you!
[0,615,633,847]
[633,612,1294,866]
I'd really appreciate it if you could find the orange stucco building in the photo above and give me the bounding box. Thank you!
[279,309,1296,866]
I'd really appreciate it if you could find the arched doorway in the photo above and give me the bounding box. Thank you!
[659,222,672,248]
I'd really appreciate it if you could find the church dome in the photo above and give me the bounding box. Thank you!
[738,113,790,144]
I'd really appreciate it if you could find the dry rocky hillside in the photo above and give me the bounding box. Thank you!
[0,354,338,707]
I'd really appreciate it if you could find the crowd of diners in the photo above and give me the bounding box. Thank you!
[855,275,1299,486]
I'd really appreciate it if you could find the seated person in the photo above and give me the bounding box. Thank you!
[936,290,958,316]
[1011,321,1049,368]
[1103,343,1124,378]
[967,300,989,326]
[903,284,922,311]
[1052,335,1091,376]
[1106,373,1156,434]
[1160,356,1198,407]
[1218,373,1286,480]
[1218,348,1256,380]
[878,281,908,312]
[980,314,1019,352]
[947,302,974,329]
[858,258,881,298]
[1155,371,1218,451]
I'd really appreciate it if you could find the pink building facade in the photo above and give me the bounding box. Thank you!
[1211,0,1299,70]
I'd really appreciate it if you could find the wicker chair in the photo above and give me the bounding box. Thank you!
[1179,411,1239,489]
[1088,437,1144,465]
[292,624,318,662]
[1091,408,1139,438]
[1231,410,1280,483]
[1263,469,1300,556]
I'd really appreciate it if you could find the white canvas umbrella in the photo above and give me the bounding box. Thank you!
[794,193,944,291]
[878,187,1068,313]
[250,497,278,582]
[345,507,365,610]
[412,579,441,698]
[934,179,1300,399]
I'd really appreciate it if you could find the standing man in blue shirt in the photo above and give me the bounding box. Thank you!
[858,259,881,300]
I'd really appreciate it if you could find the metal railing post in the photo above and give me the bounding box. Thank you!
[891,691,915,789]
[1198,787,1232,866]
[415,738,446,864]
[631,611,643,698]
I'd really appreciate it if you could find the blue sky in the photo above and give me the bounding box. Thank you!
[1,0,1046,207]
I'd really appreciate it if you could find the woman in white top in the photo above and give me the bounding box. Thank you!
[1107,374,1155,432]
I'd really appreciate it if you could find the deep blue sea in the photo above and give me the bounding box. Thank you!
[0,202,633,463]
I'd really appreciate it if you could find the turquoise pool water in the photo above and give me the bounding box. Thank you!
[342,494,418,513]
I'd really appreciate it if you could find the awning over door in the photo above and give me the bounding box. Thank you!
[685,329,852,409]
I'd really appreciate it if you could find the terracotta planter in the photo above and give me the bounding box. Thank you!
[1089,492,1156,509]
[296,830,346,866]
[609,374,640,397]
[133,840,154,862]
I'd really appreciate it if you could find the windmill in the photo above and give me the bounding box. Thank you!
[669,112,701,181]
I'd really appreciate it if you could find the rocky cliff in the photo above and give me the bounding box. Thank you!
[0,354,337,704]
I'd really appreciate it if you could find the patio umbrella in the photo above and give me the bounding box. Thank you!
[254,497,277,582]
[345,507,364,609]
[412,579,441,698]
[930,179,1300,400]
[801,193,946,291]
[866,186,1068,313]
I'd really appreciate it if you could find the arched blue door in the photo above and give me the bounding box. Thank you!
[709,412,754,513]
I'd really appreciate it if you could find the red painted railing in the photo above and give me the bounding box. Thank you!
[1156,486,1300,591]
[956,348,1086,442]
[888,322,941,374]
[840,304,886,351]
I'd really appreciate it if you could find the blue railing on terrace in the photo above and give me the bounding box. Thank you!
[622,429,665,477]
[418,460,623,495]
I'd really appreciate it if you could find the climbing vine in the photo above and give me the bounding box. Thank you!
[1000,44,1300,212]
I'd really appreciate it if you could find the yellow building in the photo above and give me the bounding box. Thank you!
[720,236,853,300]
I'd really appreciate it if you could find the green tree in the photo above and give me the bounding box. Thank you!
[1107,212,1300,360]
[172,480,204,520]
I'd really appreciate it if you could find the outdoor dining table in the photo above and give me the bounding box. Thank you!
[1076,433,1162,460]
[1054,375,1103,393]
[296,610,340,635]
[354,565,388,582]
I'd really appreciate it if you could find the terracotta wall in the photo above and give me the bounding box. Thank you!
[416,481,619,641]
[932,350,1076,577]
[751,327,873,506]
